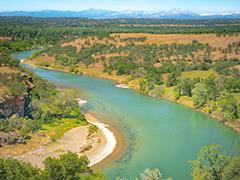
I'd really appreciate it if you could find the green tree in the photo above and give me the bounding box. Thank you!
[192,83,208,108]
[176,78,193,97]
[0,158,46,180]
[166,72,179,87]
[222,156,240,180]
[141,169,162,180]
[44,152,91,180]
[218,95,239,121]
[190,144,230,180]
[204,76,219,101]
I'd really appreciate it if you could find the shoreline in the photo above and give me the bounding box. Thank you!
[77,97,125,168]
[0,112,123,169]
[85,112,127,170]
[84,113,117,167]
[22,60,240,134]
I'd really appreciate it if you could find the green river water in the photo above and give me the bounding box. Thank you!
[14,50,240,180]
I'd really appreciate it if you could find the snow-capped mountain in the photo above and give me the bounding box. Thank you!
[0,8,239,19]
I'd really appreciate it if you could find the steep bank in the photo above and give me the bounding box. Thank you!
[0,72,34,118]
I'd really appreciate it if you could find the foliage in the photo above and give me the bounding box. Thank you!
[31,89,83,122]
[192,83,208,108]
[0,152,105,180]
[176,78,194,97]
[0,158,46,180]
[222,156,240,180]
[190,144,230,180]
[0,73,27,96]
[218,94,239,121]
[44,152,91,180]
[140,168,163,180]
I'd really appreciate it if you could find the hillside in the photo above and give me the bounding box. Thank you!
[27,32,240,132]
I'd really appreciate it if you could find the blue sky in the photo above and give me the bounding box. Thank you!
[1,0,240,13]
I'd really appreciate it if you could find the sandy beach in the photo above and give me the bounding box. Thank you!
[9,112,119,168]
[84,113,117,166]
[115,84,129,89]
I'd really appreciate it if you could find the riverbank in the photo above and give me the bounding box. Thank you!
[22,60,240,134]
[0,111,122,168]
[84,113,125,168]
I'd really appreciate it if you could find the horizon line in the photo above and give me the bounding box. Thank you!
[0,8,240,14]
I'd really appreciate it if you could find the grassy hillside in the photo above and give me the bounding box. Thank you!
[27,32,240,132]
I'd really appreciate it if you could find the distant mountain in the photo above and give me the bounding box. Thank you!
[0,8,240,19]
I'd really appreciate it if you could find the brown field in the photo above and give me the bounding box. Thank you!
[0,85,7,97]
[234,64,240,70]
[31,32,240,84]
[30,53,56,64]
[77,63,130,83]
[0,67,19,74]
[110,33,240,48]
[62,36,125,52]
[117,24,240,27]
[61,33,240,61]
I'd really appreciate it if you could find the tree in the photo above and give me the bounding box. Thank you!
[140,169,163,180]
[0,152,105,180]
[222,156,240,180]
[192,83,208,108]
[218,95,239,121]
[204,76,219,101]
[225,78,240,93]
[44,151,91,180]
[166,72,179,87]
[190,144,230,180]
[0,158,46,180]
[176,78,193,97]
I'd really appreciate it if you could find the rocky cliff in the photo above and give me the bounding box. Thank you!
[0,73,34,118]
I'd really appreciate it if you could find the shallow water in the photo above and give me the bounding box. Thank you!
[16,50,240,180]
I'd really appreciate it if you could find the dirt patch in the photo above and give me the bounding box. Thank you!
[15,126,90,168]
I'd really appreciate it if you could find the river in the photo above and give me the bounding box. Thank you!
[14,50,240,180]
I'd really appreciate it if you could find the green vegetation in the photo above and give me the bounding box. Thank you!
[22,25,239,129]
[42,118,86,142]
[0,151,173,180]
[1,18,240,45]
[1,16,240,179]
[0,41,86,145]
[190,144,240,180]
[0,152,105,180]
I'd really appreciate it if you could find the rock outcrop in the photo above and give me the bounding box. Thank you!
[0,73,34,118]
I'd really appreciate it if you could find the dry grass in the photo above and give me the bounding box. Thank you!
[0,85,7,96]
[178,96,194,107]
[117,24,240,27]
[30,33,239,84]
[29,53,56,64]
[234,64,240,70]
[77,63,130,83]
[62,36,123,52]
[110,33,240,48]
[181,69,218,79]
[0,67,19,74]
